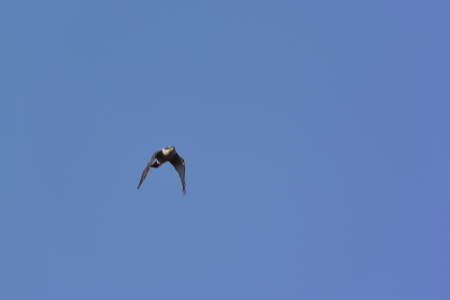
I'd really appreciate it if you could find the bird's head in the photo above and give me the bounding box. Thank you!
[162,146,175,155]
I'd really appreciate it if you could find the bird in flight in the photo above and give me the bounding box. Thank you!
[137,146,186,194]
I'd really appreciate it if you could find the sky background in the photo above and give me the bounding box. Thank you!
[1,1,449,299]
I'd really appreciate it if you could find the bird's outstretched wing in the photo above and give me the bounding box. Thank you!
[170,153,186,194]
[137,150,162,189]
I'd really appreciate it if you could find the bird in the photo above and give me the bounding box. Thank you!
[137,146,186,194]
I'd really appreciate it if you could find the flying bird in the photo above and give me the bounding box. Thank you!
[137,146,186,194]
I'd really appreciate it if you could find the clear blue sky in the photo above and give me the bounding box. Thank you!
[1,1,449,299]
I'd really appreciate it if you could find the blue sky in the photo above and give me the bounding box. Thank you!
[1,1,449,299]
